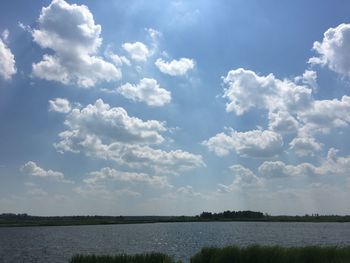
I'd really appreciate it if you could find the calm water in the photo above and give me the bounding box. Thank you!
[0,222,350,263]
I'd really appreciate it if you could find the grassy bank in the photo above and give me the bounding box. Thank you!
[71,245,350,263]
[192,245,350,263]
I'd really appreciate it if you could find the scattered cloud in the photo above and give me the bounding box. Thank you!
[107,52,131,67]
[218,165,263,192]
[21,161,67,182]
[1,29,9,42]
[294,70,318,91]
[255,148,350,179]
[202,128,283,158]
[309,23,350,77]
[155,58,195,76]
[49,98,71,113]
[0,37,16,80]
[55,99,205,174]
[122,41,150,62]
[222,68,312,116]
[84,167,172,188]
[32,0,120,87]
[56,99,167,147]
[268,110,299,134]
[117,78,171,107]
[298,95,350,135]
[258,161,318,178]
[289,136,323,157]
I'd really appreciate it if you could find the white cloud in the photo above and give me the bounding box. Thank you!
[309,23,350,77]
[268,110,299,134]
[175,185,201,196]
[1,29,9,42]
[218,165,263,192]
[289,136,323,157]
[222,68,312,115]
[55,99,205,174]
[146,28,161,54]
[117,78,171,107]
[258,148,350,178]
[105,47,131,67]
[56,99,167,146]
[122,42,150,62]
[146,28,161,42]
[298,95,350,135]
[258,161,318,178]
[294,70,318,91]
[319,148,350,176]
[84,167,171,188]
[49,98,71,113]
[108,53,131,67]
[32,0,120,87]
[202,128,283,158]
[0,38,16,80]
[155,58,195,76]
[21,161,65,181]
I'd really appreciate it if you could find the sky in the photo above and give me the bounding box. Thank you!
[1,0,350,216]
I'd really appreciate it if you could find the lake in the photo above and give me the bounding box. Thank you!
[1,222,350,263]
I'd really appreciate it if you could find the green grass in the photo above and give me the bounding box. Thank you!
[70,253,179,263]
[70,246,350,263]
[190,245,350,263]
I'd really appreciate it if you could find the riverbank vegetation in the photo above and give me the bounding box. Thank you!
[71,246,350,263]
[1,211,350,227]
[191,245,350,263]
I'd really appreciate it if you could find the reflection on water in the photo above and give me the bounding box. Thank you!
[0,221,350,263]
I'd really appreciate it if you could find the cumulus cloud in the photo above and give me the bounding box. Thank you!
[258,161,318,178]
[117,78,171,107]
[155,58,195,76]
[298,95,350,135]
[57,99,167,145]
[175,185,201,196]
[222,68,312,116]
[108,53,130,67]
[49,98,71,113]
[21,161,66,181]
[320,148,350,176]
[218,149,350,193]
[268,110,299,134]
[202,128,283,158]
[55,99,205,174]
[84,167,171,188]
[218,165,263,192]
[294,70,318,91]
[289,136,323,157]
[0,38,16,80]
[32,0,120,87]
[309,23,350,77]
[122,42,150,62]
[259,148,350,178]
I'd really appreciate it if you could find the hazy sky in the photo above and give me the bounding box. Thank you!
[1,0,350,216]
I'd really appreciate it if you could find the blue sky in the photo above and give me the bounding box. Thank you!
[1,0,350,216]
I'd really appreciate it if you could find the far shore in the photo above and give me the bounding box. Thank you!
[1,211,350,227]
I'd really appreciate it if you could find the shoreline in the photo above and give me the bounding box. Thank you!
[2,217,350,228]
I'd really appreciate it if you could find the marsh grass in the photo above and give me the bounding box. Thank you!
[190,245,350,263]
[70,246,350,263]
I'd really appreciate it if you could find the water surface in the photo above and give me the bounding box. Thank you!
[1,222,350,263]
